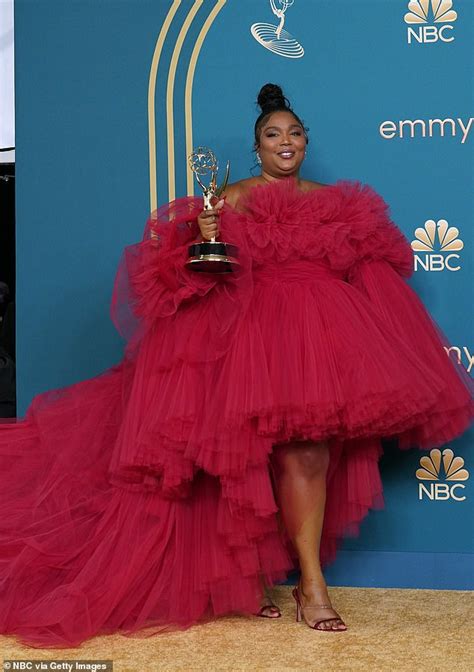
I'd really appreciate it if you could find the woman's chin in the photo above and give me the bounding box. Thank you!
[273,162,300,176]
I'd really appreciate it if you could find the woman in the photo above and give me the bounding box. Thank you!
[0,83,472,647]
[198,85,352,630]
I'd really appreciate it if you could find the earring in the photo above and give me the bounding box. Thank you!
[256,153,262,165]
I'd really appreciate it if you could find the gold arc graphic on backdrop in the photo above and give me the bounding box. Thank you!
[148,0,227,210]
[166,0,203,202]
[148,0,181,213]
[185,0,227,196]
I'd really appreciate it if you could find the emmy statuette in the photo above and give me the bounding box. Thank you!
[186,147,240,273]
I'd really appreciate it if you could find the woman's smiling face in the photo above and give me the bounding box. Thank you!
[256,110,307,179]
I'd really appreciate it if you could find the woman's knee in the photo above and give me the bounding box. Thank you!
[272,440,329,479]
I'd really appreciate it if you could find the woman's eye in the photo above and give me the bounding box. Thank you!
[265,131,301,137]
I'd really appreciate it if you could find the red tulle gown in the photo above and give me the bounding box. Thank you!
[0,178,472,648]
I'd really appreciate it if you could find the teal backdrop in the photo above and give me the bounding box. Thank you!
[14,0,473,589]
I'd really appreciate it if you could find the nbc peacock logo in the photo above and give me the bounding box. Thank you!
[411,219,463,271]
[404,0,458,44]
[416,448,469,501]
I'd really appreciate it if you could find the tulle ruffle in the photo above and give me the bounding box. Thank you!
[0,392,292,647]
[238,178,414,277]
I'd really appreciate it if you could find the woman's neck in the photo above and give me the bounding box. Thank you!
[259,170,300,186]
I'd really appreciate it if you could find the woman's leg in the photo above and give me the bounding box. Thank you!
[270,439,346,630]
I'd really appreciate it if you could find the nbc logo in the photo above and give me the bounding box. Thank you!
[416,448,469,501]
[404,0,457,44]
[411,219,463,271]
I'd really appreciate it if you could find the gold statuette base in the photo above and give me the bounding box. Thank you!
[186,241,240,273]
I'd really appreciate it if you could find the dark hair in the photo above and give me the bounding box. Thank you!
[254,83,309,148]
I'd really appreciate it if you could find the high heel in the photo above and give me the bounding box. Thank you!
[292,587,347,631]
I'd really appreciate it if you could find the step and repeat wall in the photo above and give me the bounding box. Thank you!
[15,1,472,588]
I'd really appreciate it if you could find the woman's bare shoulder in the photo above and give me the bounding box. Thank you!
[223,178,260,208]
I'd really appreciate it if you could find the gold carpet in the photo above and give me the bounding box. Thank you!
[1,586,473,671]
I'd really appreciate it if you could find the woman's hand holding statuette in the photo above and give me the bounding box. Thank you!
[197,198,225,241]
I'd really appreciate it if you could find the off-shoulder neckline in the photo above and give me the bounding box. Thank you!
[225,176,352,213]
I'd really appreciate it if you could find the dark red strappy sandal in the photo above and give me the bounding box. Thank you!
[254,587,282,618]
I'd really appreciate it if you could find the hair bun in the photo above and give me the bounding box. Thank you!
[257,83,291,113]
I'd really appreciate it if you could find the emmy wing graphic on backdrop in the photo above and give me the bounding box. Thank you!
[251,0,304,58]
